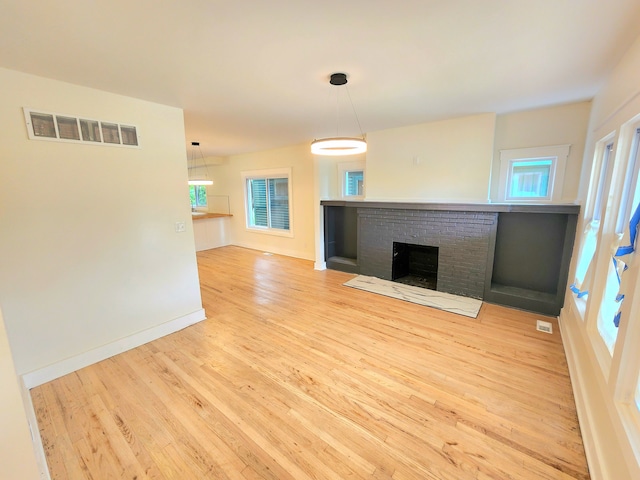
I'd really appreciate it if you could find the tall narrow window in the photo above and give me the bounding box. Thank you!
[247,179,268,227]
[571,141,614,300]
[243,168,292,235]
[635,372,640,412]
[268,178,290,230]
[598,128,640,352]
[593,144,614,224]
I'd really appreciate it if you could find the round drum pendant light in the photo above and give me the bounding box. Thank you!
[311,137,367,155]
[311,73,367,156]
[187,141,213,186]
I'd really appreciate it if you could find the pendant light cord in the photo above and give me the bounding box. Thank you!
[345,84,365,139]
[334,84,365,139]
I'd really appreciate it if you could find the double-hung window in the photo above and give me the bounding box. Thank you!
[242,168,292,236]
[571,140,615,301]
[597,128,640,353]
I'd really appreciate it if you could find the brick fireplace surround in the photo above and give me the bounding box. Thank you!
[322,201,580,315]
[359,209,496,299]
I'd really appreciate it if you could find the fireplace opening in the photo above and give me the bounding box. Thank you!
[392,242,438,290]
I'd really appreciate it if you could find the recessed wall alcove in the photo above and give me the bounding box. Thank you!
[322,201,579,315]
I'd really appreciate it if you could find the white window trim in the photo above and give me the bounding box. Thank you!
[241,167,293,238]
[593,130,640,358]
[589,306,614,380]
[615,127,640,234]
[498,144,570,202]
[612,117,640,474]
[616,266,640,460]
[338,160,365,200]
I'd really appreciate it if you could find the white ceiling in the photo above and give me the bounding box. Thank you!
[1,1,640,157]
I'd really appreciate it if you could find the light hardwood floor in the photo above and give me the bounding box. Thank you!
[32,246,590,479]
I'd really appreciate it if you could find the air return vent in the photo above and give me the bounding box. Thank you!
[536,320,553,334]
[23,108,139,147]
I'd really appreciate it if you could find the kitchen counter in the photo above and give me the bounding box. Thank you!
[191,213,232,251]
[191,213,233,220]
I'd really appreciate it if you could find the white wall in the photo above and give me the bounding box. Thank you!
[0,68,204,377]
[207,143,316,260]
[590,36,640,134]
[310,154,352,269]
[560,33,640,480]
[365,113,496,202]
[211,109,591,266]
[491,101,592,202]
[0,308,40,480]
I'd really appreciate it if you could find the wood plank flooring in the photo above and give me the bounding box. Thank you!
[31,246,590,479]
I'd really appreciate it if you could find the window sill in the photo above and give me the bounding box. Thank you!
[245,226,294,238]
[570,294,587,321]
[504,198,555,203]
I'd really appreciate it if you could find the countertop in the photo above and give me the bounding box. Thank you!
[191,213,233,221]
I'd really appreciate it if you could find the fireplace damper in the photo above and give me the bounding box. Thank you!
[392,242,438,290]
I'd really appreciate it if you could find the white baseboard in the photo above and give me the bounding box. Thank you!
[231,241,315,262]
[19,308,206,479]
[314,261,326,271]
[19,380,51,480]
[558,307,604,480]
[21,308,206,389]
[558,302,639,480]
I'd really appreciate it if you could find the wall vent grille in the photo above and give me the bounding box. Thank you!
[536,320,553,334]
[23,108,139,148]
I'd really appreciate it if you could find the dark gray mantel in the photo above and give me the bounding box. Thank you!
[322,200,580,316]
[320,200,580,215]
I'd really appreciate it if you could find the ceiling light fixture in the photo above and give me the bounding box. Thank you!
[311,72,367,156]
[187,141,213,186]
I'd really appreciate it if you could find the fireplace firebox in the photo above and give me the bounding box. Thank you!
[392,242,438,290]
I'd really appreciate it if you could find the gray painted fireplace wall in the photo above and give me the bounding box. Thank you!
[322,201,579,316]
[359,209,496,299]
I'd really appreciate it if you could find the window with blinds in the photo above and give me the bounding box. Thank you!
[243,169,292,235]
[23,108,139,148]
